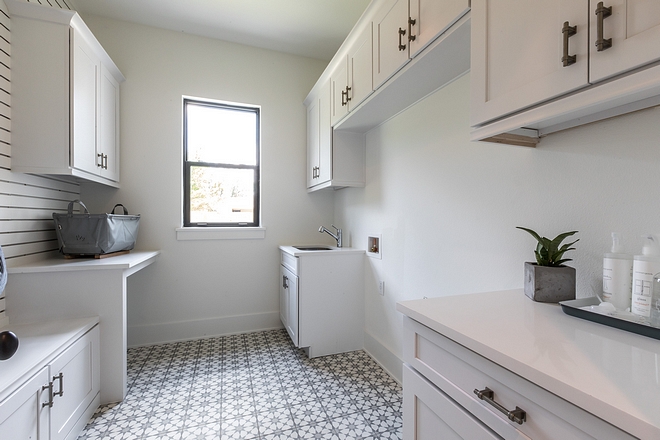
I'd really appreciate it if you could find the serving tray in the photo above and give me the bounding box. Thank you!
[559,297,660,341]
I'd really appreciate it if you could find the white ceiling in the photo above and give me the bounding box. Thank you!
[69,0,371,61]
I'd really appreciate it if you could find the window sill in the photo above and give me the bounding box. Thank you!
[176,227,266,241]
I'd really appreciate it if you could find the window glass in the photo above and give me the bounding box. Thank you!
[184,98,260,227]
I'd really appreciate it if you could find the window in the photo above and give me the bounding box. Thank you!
[183,98,260,227]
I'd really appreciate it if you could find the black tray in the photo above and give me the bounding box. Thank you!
[559,297,660,341]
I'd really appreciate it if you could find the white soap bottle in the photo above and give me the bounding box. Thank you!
[631,235,660,318]
[602,232,633,311]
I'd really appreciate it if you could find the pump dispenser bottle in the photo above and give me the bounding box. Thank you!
[631,235,660,318]
[603,233,633,311]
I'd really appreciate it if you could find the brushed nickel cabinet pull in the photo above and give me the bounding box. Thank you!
[97,153,103,168]
[595,2,612,51]
[398,27,406,51]
[562,21,577,67]
[53,372,64,398]
[341,89,347,106]
[474,387,526,425]
[408,17,416,42]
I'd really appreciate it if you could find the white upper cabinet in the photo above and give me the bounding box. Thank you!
[471,1,589,127]
[330,57,350,127]
[589,0,660,83]
[409,0,471,58]
[348,24,374,112]
[307,80,333,189]
[7,0,125,187]
[471,0,660,145]
[372,0,410,89]
[373,0,470,89]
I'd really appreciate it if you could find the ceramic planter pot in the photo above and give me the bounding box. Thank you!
[524,262,576,303]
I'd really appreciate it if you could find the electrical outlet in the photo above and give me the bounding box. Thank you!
[378,281,385,296]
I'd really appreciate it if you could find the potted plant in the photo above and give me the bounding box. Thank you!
[517,227,579,302]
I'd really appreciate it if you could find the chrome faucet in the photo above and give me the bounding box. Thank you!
[319,225,342,248]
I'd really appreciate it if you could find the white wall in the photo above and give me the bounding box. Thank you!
[334,73,660,381]
[79,15,334,346]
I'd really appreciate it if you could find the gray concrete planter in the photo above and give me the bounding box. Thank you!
[524,262,576,303]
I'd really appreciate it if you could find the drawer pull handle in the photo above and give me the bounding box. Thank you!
[595,2,612,52]
[474,387,526,425]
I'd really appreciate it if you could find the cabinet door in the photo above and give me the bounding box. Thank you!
[71,27,100,176]
[330,56,349,127]
[50,326,100,440]
[317,81,332,184]
[281,265,299,346]
[409,0,470,58]
[372,0,410,89]
[99,63,120,182]
[0,366,50,440]
[470,0,589,127]
[589,0,660,83]
[403,365,502,440]
[306,95,320,188]
[348,24,373,111]
[280,265,289,329]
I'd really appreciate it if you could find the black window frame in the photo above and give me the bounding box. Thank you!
[183,98,261,227]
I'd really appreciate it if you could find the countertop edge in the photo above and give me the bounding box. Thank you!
[7,250,160,273]
[279,245,366,256]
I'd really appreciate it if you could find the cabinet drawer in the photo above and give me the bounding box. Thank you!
[403,317,635,440]
[404,364,502,439]
[280,251,299,275]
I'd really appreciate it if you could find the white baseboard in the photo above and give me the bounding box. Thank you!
[127,311,282,347]
[363,329,403,384]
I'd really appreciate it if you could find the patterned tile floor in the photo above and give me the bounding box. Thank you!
[78,329,403,440]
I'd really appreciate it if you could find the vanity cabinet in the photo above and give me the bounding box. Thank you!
[0,319,100,440]
[7,0,125,187]
[372,0,470,89]
[279,247,364,358]
[471,0,660,145]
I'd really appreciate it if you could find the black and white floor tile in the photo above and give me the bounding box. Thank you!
[78,329,403,440]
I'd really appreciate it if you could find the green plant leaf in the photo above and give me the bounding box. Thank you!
[518,227,579,266]
[516,227,543,243]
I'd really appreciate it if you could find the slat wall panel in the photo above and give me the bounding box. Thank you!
[0,0,81,289]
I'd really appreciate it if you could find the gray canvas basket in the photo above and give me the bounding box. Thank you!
[53,200,141,256]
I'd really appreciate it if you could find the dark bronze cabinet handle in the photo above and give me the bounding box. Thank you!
[398,27,406,51]
[474,387,526,425]
[341,89,347,106]
[562,21,577,67]
[408,17,416,42]
[595,2,612,51]
[345,86,351,103]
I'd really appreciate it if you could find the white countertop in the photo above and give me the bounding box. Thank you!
[280,245,365,257]
[8,250,160,274]
[397,289,660,439]
[0,317,99,401]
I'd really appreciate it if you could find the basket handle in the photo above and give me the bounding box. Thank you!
[67,200,89,215]
[111,204,129,215]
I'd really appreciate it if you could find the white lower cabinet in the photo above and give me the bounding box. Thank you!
[0,366,50,439]
[0,319,100,440]
[402,316,635,439]
[279,248,364,358]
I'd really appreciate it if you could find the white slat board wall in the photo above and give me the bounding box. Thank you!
[0,0,80,324]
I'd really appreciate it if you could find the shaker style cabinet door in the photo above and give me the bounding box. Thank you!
[306,96,320,188]
[589,0,660,83]
[306,81,332,189]
[408,0,470,59]
[0,367,50,440]
[71,27,99,177]
[280,265,299,346]
[403,365,502,440]
[330,56,349,127]
[470,0,589,127]
[348,23,374,111]
[372,0,410,89]
[99,63,120,182]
